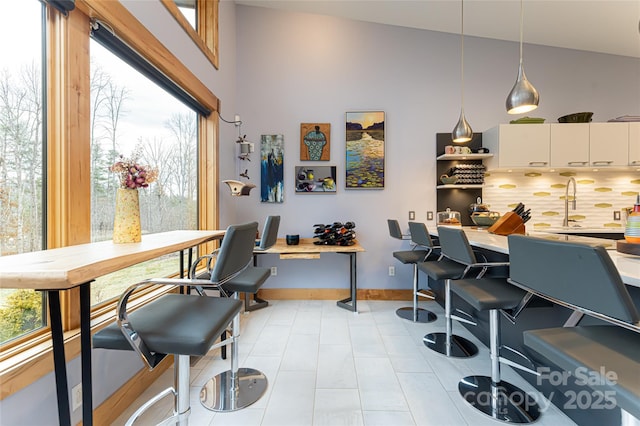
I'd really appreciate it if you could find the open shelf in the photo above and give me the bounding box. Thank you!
[436,153,493,160]
[437,184,485,189]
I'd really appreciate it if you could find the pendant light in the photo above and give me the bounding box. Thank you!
[506,0,539,114]
[452,0,473,143]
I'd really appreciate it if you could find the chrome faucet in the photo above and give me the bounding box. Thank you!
[563,177,577,227]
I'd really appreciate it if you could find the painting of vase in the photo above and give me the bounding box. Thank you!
[300,123,330,161]
[345,111,385,189]
[261,134,284,203]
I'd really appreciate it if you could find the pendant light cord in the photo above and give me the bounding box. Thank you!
[519,0,524,66]
[460,0,465,110]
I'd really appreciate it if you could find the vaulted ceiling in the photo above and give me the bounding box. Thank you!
[236,1,640,59]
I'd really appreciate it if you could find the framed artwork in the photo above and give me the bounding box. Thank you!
[260,134,284,203]
[345,111,385,189]
[294,165,337,193]
[300,123,330,161]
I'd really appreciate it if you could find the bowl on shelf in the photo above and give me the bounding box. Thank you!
[557,112,593,123]
[471,211,501,227]
[440,174,458,185]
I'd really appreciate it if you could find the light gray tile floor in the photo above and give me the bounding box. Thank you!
[111,300,577,426]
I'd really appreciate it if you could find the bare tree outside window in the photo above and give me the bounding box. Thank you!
[89,40,198,305]
[0,1,46,344]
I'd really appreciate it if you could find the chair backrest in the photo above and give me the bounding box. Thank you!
[257,215,280,250]
[209,222,259,284]
[436,226,477,265]
[508,234,639,324]
[408,222,434,249]
[387,219,403,240]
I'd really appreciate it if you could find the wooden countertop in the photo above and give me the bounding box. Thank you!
[431,226,640,288]
[256,238,364,259]
[0,230,224,291]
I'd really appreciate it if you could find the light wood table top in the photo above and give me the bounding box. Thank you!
[0,230,224,291]
[258,238,364,259]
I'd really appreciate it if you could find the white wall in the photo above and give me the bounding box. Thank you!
[232,5,640,292]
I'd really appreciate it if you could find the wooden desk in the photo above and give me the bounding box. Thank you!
[0,230,224,426]
[255,238,365,312]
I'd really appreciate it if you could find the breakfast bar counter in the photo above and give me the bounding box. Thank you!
[431,227,640,287]
[426,226,640,426]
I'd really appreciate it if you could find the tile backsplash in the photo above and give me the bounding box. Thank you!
[482,171,640,229]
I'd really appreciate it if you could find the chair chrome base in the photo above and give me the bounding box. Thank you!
[395,307,437,323]
[458,376,541,423]
[423,332,478,358]
[200,367,268,412]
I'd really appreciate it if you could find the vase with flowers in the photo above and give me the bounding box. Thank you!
[110,147,158,243]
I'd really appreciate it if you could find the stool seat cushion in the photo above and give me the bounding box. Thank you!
[417,258,466,280]
[393,250,429,265]
[450,278,526,311]
[93,294,242,356]
[222,267,271,294]
[524,325,640,419]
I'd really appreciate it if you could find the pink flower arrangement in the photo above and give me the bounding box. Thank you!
[110,148,158,189]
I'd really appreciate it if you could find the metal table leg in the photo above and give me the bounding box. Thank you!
[80,284,93,425]
[49,291,71,426]
[336,252,357,312]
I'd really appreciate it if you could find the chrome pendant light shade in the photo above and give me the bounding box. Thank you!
[506,62,539,114]
[452,109,473,143]
[451,0,472,143]
[506,0,539,114]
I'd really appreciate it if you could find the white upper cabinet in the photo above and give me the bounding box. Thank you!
[629,122,640,167]
[589,123,628,167]
[550,123,590,167]
[485,122,637,170]
[483,124,550,169]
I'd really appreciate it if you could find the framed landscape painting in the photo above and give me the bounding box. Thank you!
[345,111,385,189]
[300,123,330,161]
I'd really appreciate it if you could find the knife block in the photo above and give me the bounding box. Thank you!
[488,212,526,236]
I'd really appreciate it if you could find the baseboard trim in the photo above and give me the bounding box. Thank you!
[256,288,429,301]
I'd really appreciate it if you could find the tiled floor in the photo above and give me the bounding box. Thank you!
[112,300,577,426]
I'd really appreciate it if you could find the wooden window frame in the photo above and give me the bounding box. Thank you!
[1,0,220,400]
[160,0,219,70]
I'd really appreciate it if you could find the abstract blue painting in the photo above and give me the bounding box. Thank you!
[260,134,284,203]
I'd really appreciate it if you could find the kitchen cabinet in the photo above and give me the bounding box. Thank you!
[629,122,640,167]
[483,124,550,169]
[550,123,589,167]
[589,123,628,167]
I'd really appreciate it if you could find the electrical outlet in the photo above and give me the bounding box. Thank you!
[614,211,621,221]
[409,211,415,220]
[72,383,82,411]
[270,266,277,276]
[427,211,434,221]
[389,266,395,276]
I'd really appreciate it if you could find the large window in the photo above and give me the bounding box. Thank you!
[1,0,220,402]
[0,1,46,344]
[89,38,198,306]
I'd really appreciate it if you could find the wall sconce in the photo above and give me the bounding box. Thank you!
[220,113,255,196]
